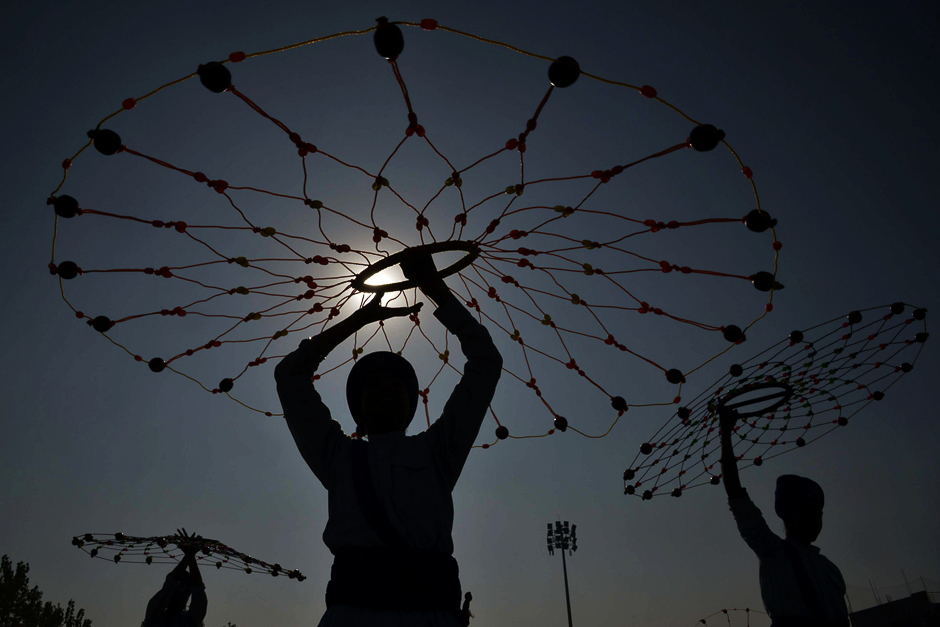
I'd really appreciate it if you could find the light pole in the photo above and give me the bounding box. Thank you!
[546,520,578,627]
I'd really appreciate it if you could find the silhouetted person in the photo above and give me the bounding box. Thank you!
[144,529,207,627]
[719,409,849,627]
[275,253,502,626]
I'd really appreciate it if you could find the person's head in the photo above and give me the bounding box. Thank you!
[346,352,419,436]
[775,474,824,544]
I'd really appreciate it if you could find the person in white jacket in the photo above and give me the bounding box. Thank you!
[143,529,207,627]
[275,252,502,626]
[719,410,849,627]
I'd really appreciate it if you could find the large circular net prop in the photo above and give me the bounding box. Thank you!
[46,18,781,447]
[71,532,306,580]
[692,608,769,626]
[623,303,929,500]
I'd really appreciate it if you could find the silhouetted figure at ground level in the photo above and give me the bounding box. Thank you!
[719,409,849,627]
[275,253,502,626]
[143,529,207,627]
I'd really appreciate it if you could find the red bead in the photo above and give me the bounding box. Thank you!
[229,51,247,63]
[75,311,85,318]
[742,166,753,178]
[420,18,438,30]
[772,241,782,250]
[122,98,137,110]
[61,159,72,169]
[765,303,774,312]
[193,172,207,183]
[505,138,518,150]
[640,85,657,98]
[174,222,187,233]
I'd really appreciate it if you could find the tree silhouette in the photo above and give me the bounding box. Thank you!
[0,555,92,627]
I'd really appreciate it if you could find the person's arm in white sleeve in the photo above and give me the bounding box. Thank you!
[400,253,503,489]
[427,298,502,488]
[720,409,780,559]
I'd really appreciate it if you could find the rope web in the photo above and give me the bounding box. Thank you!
[46,18,781,447]
[624,303,929,500]
[693,607,769,626]
[71,532,305,580]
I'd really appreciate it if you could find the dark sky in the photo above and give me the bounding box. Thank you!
[2,1,938,626]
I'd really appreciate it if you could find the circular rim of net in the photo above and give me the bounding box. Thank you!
[623,302,929,500]
[46,18,781,444]
[71,531,306,579]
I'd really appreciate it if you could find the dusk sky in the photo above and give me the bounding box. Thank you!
[2,2,939,626]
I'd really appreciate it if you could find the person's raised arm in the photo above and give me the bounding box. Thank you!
[719,409,780,558]
[719,408,745,498]
[401,253,502,489]
[275,294,421,485]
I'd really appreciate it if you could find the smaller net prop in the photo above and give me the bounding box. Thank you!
[70,532,306,580]
[693,607,769,626]
[624,302,929,500]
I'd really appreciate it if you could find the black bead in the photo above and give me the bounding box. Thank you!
[900,363,913,373]
[57,261,80,280]
[642,490,653,500]
[553,416,568,432]
[837,416,848,426]
[197,62,232,93]
[92,316,112,333]
[677,407,691,420]
[146,556,153,564]
[640,442,653,455]
[84,533,93,542]
[623,468,635,481]
[710,476,721,485]
[495,425,509,440]
[753,457,763,466]
[891,302,905,315]
[53,195,79,218]
[548,56,580,88]
[624,485,635,495]
[219,378,234,393]
[671,488,682,497]
[872,391,884,401]
[90,129,122,155]
[847,310,863,325]
[744,209,776,233]
[750,271,776,292]
[245,567,252,574]
[789,330,804,343]
[915,332,929,343]
[611,396,627,412]
[373,17,404,60]
[114,555,121,563]
[665,368,684,384]
[149,357,166,373]
[71,537,80,546]
[913,308,927,321]
[796,437,806,447]
[729,364,744,377]
[90,548,98,557]
[723,325,744,343]
[689,124,726,152]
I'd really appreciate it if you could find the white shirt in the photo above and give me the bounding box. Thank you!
[729,491,848,623]
[275,299,502,626]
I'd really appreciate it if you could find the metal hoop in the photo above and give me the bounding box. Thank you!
[351,241,481,293]
[718,381,794,419]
